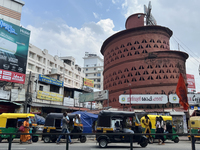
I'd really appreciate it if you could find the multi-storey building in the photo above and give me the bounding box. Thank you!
[83,53,104,90]
[27,44,85,89]
[0,0,24,26]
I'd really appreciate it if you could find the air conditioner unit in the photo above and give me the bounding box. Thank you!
[0,37,17,54]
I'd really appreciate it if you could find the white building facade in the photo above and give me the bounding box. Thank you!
[27,43,85,89]
[83,53,104,90]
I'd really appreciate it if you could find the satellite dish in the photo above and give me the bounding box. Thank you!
[144,1,157,26]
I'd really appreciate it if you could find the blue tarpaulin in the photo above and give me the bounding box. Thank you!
[35,114,45,125]
[71,111,98,133]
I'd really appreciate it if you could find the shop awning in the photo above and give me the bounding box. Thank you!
[0,100,22,106]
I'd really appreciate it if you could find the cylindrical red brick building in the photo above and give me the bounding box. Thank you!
[100,13,188,110]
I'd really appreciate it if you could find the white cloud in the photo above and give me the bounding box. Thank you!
[26,19,116,67]
[93,12,99,19]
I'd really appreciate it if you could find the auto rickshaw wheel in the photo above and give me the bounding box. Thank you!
[80,136,86,143]
[44,136,51,143]
[32,136,38,142]
[148,137,154,144]
[140,138,148,147]
[174,137,179,143]
[99,139,108,148]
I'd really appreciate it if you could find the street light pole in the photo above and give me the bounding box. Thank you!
[128,83,132,111]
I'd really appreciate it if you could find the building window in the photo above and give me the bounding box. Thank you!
[36,66,40,73]
[29,52,35,59]
[86,74,88,76]
[97,79,101,82]
[94,68,96,70]
[94,79,96,82]
[86,69,88,71]
[50,84,59,93]
[39,86,43,91]
[28,63,34,70]
[37,55,42,62]
[94,64,96,66]
[50,62,54,67]
[94,74,96,76]
[97,73,101,76]
[43,58,46,64]
[86,65,88,67]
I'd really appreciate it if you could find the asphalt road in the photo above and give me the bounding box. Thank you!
[0,138,200,150]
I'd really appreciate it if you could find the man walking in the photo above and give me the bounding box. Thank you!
[56,112,73,144]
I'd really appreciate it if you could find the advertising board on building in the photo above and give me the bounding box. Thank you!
[83,78,94,88]
[38,74,63,87]
[0,19,30,84]
[37,90,63,102]
[0,89,10,100]
[119,94,168,104]
[63,97,74,107]
[94,90,108,101]
[186,74,196,92]
[169,94,200,104]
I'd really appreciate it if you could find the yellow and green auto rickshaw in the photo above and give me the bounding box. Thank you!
[188,116,200,141]
[141,115,179,143]
[0,113,39,142]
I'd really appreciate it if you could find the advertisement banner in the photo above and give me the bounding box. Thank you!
[94,90,108,101]
[63,97,74,107]
[83,78,94,88]
[0,19,30,84]
[119,94,168,104]
[37,90,63,102]
[169,94,200,104]
[38,74,63,87]
[186,74,196,92]
[79,92,94,103]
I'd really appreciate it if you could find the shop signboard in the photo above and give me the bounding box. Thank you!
[37,90,63,102]
[38,74,63,87]
[83,78,94,88]
[0,89,10,100]
[191,106,200,110]
[169,94,200,104]
[0,19,30,84]
[119,94,168,104]
[187,74,196,92]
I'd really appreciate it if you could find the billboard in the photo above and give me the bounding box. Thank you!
[94,90,108,101]
[39,74,63,87]
[119,94,168,104]
[0,19,30,84]
[186,74,196,92]
[169,94,200,104]
[37,90,63,102]
[83,78,94,88]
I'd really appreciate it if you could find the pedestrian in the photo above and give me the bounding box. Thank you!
[143,115,152,143]
[159,116,165,145]
[20,118,32,144]
[56,112,73,144]
[156,116,165,145]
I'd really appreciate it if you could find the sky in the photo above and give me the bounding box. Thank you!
[21,0,200,92]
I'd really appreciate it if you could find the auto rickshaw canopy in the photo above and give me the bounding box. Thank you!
[141,115,172,129]
[188,116,200,128]
[0,113,35,128]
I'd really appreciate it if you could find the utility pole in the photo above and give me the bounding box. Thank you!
[24,71,31,113]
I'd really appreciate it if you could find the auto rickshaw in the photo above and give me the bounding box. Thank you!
[42,113,86,143]
[141,115,179,143]
[188,116,200,141]
[0,113,39,142]
[96,110,148,148]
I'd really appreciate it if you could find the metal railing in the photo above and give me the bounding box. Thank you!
[0,132,198,150]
